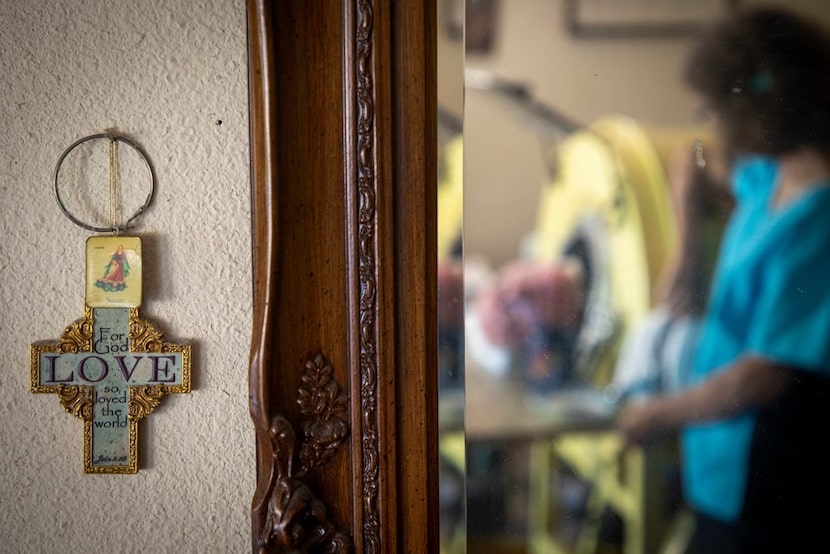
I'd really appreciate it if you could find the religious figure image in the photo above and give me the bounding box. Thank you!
[95,244,130,292]
[85,236,143,308]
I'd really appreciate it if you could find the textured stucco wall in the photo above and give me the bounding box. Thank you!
[0,1,253,552]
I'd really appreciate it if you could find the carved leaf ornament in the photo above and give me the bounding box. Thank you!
[258,353,352,553]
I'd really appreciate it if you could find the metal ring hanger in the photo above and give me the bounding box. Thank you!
[53,133,156,233]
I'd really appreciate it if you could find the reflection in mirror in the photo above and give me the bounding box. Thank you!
[455,1,830,553]
[438,1,466,552]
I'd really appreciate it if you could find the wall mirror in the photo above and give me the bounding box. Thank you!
[437,1,830,552]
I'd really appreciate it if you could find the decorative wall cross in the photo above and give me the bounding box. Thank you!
[31,306,191,473]
[34,137,191,474]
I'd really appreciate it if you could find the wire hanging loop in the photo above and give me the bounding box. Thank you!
[109,136,119,230]
[53,133,156,234]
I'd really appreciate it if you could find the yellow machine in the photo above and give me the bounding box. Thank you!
[438,109,715,553]
[438,134,464,260]
[534,115,710,386]
[531,115,709,554]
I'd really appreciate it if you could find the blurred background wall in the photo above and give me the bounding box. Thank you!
[455,0,830,266]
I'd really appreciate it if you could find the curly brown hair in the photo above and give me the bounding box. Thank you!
[685,8,830,156]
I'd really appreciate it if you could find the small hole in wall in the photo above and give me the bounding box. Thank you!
[215,120,223,126]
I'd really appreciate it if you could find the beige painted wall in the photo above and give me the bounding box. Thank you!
[0,1,253,552]
[463,0,830,266]
[462,1,696,266]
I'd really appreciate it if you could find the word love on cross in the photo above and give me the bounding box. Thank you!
[31,304,191,474]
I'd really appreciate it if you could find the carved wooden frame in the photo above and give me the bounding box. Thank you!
[247,1,438,552]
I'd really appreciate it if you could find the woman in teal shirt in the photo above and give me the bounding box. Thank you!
[619,8,830,552]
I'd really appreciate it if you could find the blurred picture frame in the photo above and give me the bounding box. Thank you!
[444,0,499,54]
[566,0,739,37]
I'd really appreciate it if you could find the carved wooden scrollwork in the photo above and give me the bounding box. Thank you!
[353,1,382,550]
[257,353,352,553]
[247,0,438,550]
[297,354,350,474]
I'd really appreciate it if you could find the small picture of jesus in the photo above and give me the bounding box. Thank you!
[95,244,130,292]
[86,236,142,308]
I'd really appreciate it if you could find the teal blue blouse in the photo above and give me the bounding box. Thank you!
[682,156,830,521]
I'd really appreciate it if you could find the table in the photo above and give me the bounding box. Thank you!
[439,363,682,554]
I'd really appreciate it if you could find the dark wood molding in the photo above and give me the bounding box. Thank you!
[344,0,383,549]
[247,1,438,551]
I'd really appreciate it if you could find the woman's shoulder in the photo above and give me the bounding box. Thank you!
[767,189,830,275]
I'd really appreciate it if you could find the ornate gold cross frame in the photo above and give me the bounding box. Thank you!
[31,306,191,473]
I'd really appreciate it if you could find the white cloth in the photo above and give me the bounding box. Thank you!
[612,306,701,399]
